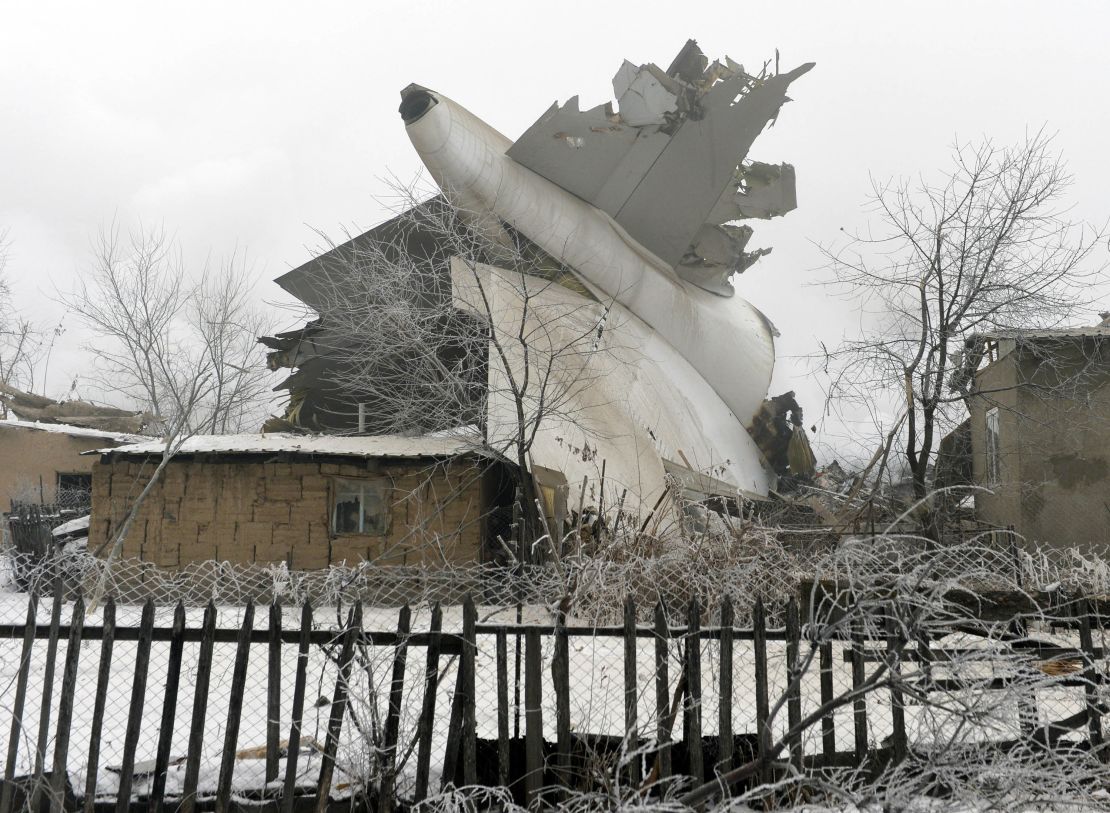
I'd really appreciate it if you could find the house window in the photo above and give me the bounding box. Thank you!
[985,407,1001,487]
[332,478,390,535]
[56,473,92,508]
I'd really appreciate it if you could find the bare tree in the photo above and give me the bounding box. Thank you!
[0,231,44,402]
[190,253,277,433]
[57,221,275,433]
[821,131,1106,531]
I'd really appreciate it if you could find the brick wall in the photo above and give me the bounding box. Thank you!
[88,455,485,569]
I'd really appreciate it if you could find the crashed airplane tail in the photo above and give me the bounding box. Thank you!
[267,40,812,513]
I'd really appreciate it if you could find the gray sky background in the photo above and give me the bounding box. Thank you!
[3,1,1109,464]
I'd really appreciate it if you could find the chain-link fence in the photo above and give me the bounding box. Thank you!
[1,532,1109,810]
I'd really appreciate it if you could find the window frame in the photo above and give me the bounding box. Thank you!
[985,407,1001,487]
[331,477,391,537]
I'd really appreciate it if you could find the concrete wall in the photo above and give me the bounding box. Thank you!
[88,455,485,569]
[0,426,113,510]
[971,340,1110,550]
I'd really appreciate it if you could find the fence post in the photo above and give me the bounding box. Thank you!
[623,596,640,787]
[524,626,544,805]
[850,614,869,766]
[414,603,443,801]
[149,603,186,813]
[280,600,313,813]
[217,600,256,813]
[181,602,217,813]
[1,593,38,813]
[653,601,672,782]
[380,605,412,813]
[30,573,64,813]
[82,597,114,813]
[752,597,771,781]
[266,600,282,785]
[495,628,511,788]
[553,609,572,792]
[48,592,85,813]
[785,598,803,770]
[1076,597,1104,754]
[314,602,361,813]
[885,613,907,763]
[461,595,477,787]
[114,599,156,813]
[718,596,734,773]
[684,598,703,782]
[819,640,836,760]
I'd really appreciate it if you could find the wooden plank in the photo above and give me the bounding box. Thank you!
[785,598,803,771]
[886,615,907,762]
[1077,599,1104,752]
[717,596,734,772]
[181,602,217,813]
[313,602,361,813]
[148,603,186,813]
[439,656,465,789]
[30,578,64,813]
[553,610,572,791]
[114,599,156,813]
[623,597,640,786]
[82,598,115,813]
[850,616,868,765]
[653,602,672,781]
[266,600,282,785]
[379,605,412,813]
[49,593,85,813]
[819,641,836,759]
[215,601,255,813]
[752,597,771,779]
[495,628,510,789]
[414,603,443,801]
[524,627,544,805]
[460,596,477,787]
[1,593,38,813]
[280,601,313,813]
[685,598,703,783]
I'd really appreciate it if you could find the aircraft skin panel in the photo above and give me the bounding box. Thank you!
[405,89,775,433]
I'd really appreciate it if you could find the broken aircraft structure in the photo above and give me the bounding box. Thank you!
[265,41,812,518]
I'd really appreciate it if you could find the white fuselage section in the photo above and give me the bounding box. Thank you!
[405,90,777,496]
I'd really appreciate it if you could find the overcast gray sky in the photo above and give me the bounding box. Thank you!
[3,1,1109,462]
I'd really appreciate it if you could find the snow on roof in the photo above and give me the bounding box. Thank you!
[91,431,480,460]
[52,514,90,538]
[0,418,142,443]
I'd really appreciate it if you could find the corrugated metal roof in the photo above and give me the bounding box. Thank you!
[0,419,142,443]
[90,431,480,459]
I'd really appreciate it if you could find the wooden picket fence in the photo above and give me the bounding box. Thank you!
[0,587,1106,812]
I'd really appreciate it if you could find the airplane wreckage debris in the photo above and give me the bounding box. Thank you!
[265,40,815,515]
[0,382,151,435]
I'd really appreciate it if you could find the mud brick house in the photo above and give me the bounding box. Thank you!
[0,419,139,511]
[957,321,1110,551]
[86,433,508,569]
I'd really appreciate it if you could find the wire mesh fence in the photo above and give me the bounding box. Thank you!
[1,532,1110,810]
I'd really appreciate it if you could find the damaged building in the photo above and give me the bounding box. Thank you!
[948,319,1110,551]
[260,40,813,555]
[0,384,144,510]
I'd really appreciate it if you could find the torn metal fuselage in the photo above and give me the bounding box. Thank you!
[399,41,811,505]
